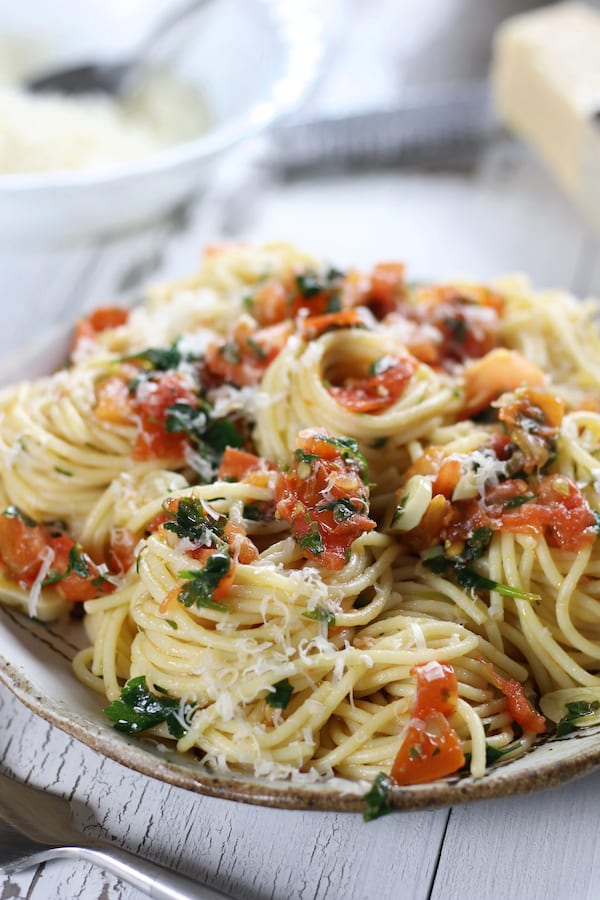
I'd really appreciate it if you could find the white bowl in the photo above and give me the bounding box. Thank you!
[0,0,326,244]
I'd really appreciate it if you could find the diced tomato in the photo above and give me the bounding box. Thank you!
[187,547,236,600]
[391,661,465,785]
[482,661,546,735]
[94,375,134,425]
[497,475,595,552]
[0,512,48,583]
[74,306,129,350]
[132,372,197,461]
[246,279,290,326]
[218,447,275,481]
[431,458,462,500]
[367,262,406,318]
[462,349,545,418]
[497,388,564,473]
[224,520,259,564]
[299,308,366,341]
[327,356,416,414]
[412,660,459,718]
[205,320,291,387]
[46,534,112,602]
[0,510,113,602]
[391,712,466,785]
[275,429,375,570]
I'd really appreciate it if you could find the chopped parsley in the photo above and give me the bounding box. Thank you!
[363,772,393,822]
[504,494,535,509]
[295,267,344,300]
[121,342,187,372]
[557,700,600,736]
[311,434,369,483]
[265,678,294,709]
[317,497,365,522]
[423,534,540,603]
[104,676,189,738]
[303,606,336,626]
[164,399,243,478]
[370,437,388,450]
[178,552,231,611]
[294,448,320,465]
[298,524,324,556]
[443,316,468,343]
[246,337,267,360]
[163,497,226,548]
[42,544,91,586]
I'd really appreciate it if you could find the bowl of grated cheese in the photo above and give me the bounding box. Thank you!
[0,0,325,243]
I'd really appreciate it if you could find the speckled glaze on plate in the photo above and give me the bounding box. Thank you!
[1,327,600,813]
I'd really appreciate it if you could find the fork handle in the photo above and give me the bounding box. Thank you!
[46,842,231,900]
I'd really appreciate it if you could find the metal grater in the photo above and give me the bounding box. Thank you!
[267,82,497,171]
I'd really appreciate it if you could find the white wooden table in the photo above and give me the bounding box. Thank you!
[3,2,600,897]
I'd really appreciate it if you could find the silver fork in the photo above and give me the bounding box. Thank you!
[0,770,230,899]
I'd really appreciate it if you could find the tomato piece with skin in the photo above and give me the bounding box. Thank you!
[0,512,113,601]
[299,308,366,341]
[205,320,291,387]
[391,712,466,785]
[74,306,129,350]
[482,661,546,735]
[0,513,48,583]
[218,447,276,481]
[275,429,375,570]
[494,475,595,552]
[391,661,465,785]
[132,372,197,461]
[328,357,416,414]
[366,262,406,319]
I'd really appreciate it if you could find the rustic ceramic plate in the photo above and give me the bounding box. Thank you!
[1,326,600,812]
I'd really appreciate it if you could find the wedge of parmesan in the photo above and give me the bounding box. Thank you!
[492,2,600,228]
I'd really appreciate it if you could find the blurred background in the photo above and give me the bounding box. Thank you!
[1,0,600,354]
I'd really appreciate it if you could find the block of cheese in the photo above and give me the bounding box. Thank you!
[492,1,600,227]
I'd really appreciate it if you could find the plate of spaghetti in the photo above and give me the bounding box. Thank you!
[2,242,600,816]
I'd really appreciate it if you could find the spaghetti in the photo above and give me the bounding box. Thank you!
[1,242,600,798]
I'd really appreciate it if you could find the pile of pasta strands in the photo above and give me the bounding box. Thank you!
[2,242,600,802]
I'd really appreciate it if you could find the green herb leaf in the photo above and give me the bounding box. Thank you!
[122,342,185,372]
[178,553,231,611]
[505,494,535,509]
[423,553,540,603]
[317,497,364,522]
[311,434,369,483]
[42,544,91,586]
[104,676,189,738]
[557,700,600,737]
[363,772,393,822]
[485,740,525,765]
[298,525,324,556]
[370,437,388,449]
[303,606,335,626]
[462,526,493,561]
[266,678,294,709]
[163,497,226,547]
[294,448,320,465]
[246,337,267,360]
[164,399,242,479]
